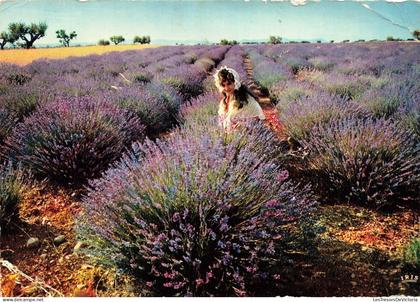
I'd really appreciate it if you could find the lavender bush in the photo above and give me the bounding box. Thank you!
[310,71,369,100]
[0,162,28,229]
[0,82,54,146]
[279,92,367,142]
[359,73,419,118]
[252,61,291,93]
[335,58,375,76]
[282,56,313,75]
[270,80,315,109]
[2,97,145,186]
[0,109,17,146]
[193,58,215,73]
[177,92,219,127]
[147,81,182,110]
[183,52,198,64]
[159,65,206,101]
[50,74,109,98]
[247,49,292,94]
[300,117,420,208]
[77,120,315,296]
[0,85,42,122]
[398,97,420,139]
[123,68,154,84]
[202,46,229,65]
[202,76,220,94]
[0,64,32,86]
[109,81,182,136]
[308,56,335,72]
[147,54,189,74]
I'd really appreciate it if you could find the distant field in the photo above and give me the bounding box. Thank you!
[0,44,160,65]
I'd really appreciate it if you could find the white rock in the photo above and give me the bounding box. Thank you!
[73,241,86,253]
[26,237,40,249]
[54,235,66,245]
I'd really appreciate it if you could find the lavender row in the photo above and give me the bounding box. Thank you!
[217,45,247,82]
[245,43,420,208]
[244,47,292,99]
[0,45,229,187]
[260,42,419,77]
[0,46,192,136]
[240,43,419,142]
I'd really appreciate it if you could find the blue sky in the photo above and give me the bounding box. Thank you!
[1,0,419,45]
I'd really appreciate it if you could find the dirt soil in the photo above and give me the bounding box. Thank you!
[1,185,134,297]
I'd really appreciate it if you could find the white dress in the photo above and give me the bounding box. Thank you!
[218,93,266,131]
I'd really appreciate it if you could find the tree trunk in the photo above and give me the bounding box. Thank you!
[26,40,34,49]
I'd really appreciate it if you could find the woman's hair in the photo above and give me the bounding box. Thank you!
[232,85,250,109]
[214,66,241,93]
[215,67,258,111]
[217,68,236,85]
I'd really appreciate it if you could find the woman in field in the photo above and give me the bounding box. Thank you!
[214,66,266,132]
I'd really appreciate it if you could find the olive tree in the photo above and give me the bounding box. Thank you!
[56,29,77,47]
[8,22,48,49]
[110,35,125,45]
[413,30,420,41]
[0,31,17,50]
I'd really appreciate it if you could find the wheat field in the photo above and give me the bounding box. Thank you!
[0,44,160,65]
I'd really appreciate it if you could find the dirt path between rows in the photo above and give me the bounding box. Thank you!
[243,56,286,140]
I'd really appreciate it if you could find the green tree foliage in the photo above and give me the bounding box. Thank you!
[387,36,403,42]
[269,36,282,44]
[133,35,141,44]
[98,39,110,46]
[0,31,17,50]
[133,35,151,44]
[412,29,420,40]
[110,35,125,45]
[55,29,77,47]
[8,22,47,49]
[220,39,237,45]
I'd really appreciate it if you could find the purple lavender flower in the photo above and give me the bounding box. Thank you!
[301,116,420,207]
[1,96,145,186]
[76,119,315,296]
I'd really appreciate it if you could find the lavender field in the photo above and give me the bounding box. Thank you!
[1,42,419,297]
